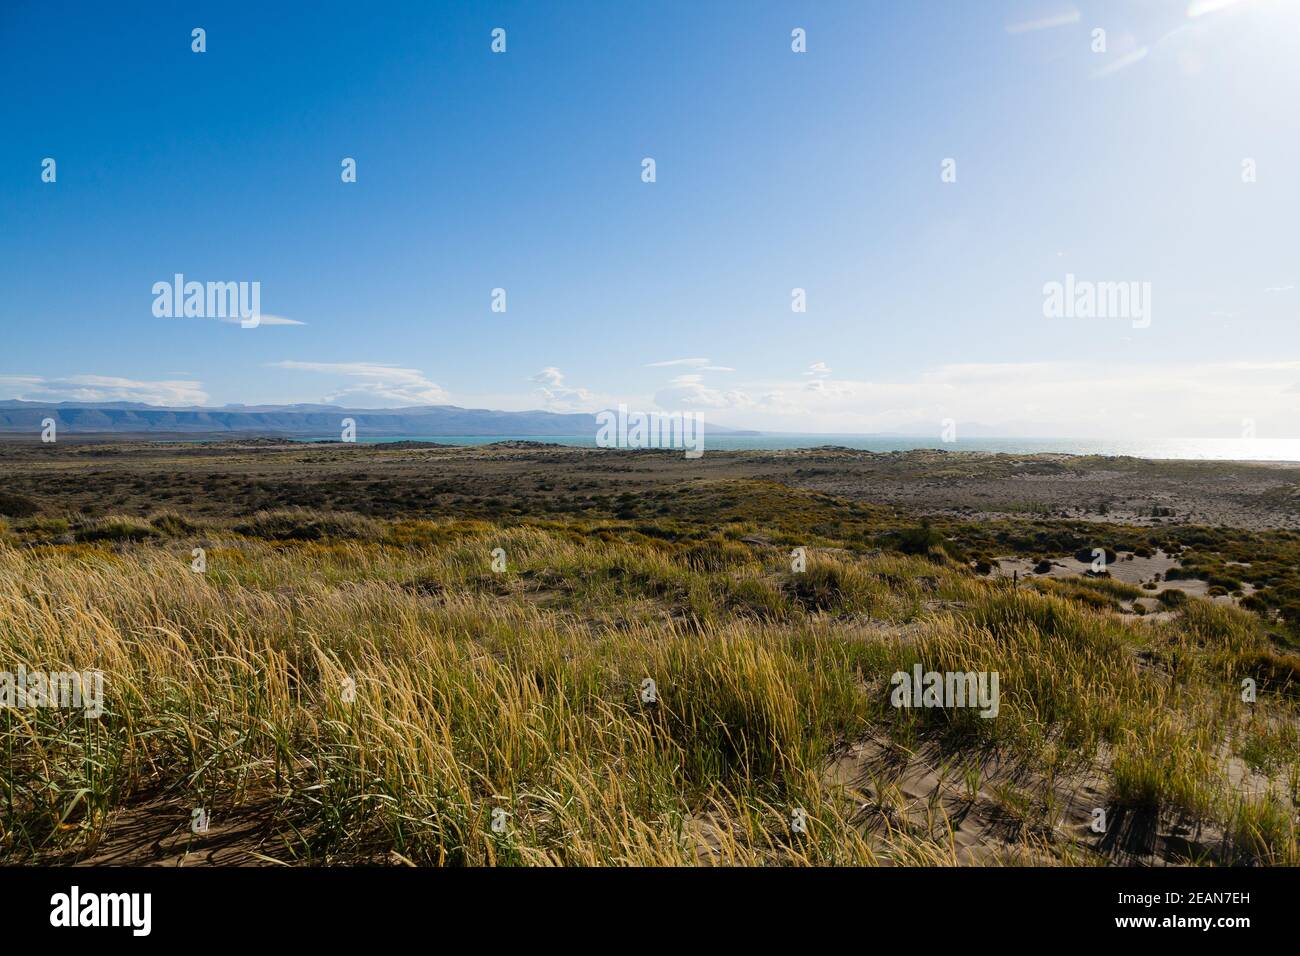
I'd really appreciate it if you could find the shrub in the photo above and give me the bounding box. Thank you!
[1073,546,1117,566]
[885,521,963,561]
[74,516,158,543]
[1157,588,1188,608]
[150,511,201,537]
[0,492,40,518]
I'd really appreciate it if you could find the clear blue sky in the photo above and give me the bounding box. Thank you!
[2,0,1298,437]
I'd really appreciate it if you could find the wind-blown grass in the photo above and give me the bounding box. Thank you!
[1,508,1296,865]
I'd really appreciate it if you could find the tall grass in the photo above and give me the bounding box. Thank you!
[0,513,1296,865]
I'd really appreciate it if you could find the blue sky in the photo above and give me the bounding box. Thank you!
[2,0,1298,437]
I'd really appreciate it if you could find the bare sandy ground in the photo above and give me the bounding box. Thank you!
[991,550,1256,611]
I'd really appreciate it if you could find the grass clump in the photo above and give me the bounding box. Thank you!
[235,508,380,542]
[73,515,158,543]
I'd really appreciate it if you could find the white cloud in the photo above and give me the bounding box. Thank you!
[653,378,757,411]
[0,374,208,406]
[269,361,449,406]
[531,367,595,412]
[803,378,855,396]
[647,360,1300,438]
[804,362,832,378]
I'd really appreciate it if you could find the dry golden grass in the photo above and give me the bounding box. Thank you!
[1,512,1297,865]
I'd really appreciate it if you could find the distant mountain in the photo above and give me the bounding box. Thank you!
[0,401,758,437]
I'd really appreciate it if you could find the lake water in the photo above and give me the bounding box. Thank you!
[303,434,1300,462]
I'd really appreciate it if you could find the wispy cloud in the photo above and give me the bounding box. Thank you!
[646,358,709,368]
[1187,0,1252,18]
[225,313,305,326]
[178,313,305,327]
[645,357,735,372]
[0,374,208,406]
[268,361,448,406]
[1092,45,1150,78]
[1004,9,1081,34]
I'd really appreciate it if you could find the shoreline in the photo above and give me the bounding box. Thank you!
[0,431,1298,466]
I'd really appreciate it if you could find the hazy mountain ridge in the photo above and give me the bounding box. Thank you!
[0,401,757,436]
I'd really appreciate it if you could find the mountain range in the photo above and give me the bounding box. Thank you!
[0,401,758,437]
